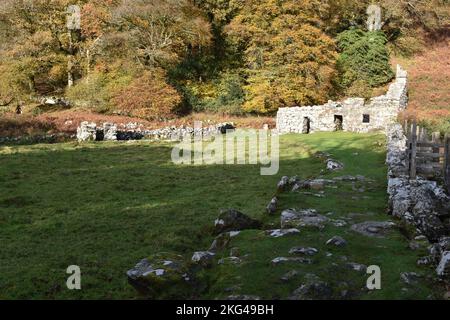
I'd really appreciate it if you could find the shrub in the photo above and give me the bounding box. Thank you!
[66,68,133,113]
[214,72,245,114]
[66,72,110,110]
[111,69,182,119]
[180,72,245,115]
[0,63,29,105]
[0,115,57,137]
[389,35,426,57]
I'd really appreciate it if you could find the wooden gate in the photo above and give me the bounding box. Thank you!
[404,121,450,193]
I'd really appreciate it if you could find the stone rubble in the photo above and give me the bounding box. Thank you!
[271,257,313,265]
[289,247,319,256]
[326,236,347,247]
[277,176,290,191]
[346,263,367,273]
[265,228,300,238]
[266,197,278,214]
[350,221,395,238]
[326,159,344,171]
[214,209,262,235]
[281,208,328,230]
[288,274,333,300]
[218,256,242,265]
[191,251,215,267]
[126,255,191,297]
[436,252,450,277]
[400,272,423,285]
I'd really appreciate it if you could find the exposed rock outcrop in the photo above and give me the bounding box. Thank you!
[281,209,328,230]
[351,221,395,238]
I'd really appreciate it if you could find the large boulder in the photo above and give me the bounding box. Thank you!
[127,254,192,298]
[388,177,449,241]
[326,159,344,171]
[214,209,261,235]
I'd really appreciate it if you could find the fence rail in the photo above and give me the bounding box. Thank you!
[404,121,450,193]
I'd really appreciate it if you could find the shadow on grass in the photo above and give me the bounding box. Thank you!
[0,132,424,300]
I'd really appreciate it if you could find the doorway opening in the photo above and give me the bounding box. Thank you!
[334,115,343,131]
[302,117,311,134]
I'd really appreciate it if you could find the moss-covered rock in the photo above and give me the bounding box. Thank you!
[127,253,192,299]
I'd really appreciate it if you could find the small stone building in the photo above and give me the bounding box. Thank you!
[276,65,408,134]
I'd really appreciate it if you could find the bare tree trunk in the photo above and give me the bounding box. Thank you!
[86,48,91,76]
[67,30,74,88]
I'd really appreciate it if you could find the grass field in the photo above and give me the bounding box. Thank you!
[0,132,443,299]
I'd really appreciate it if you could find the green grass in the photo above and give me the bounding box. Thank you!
[0,132,443,299]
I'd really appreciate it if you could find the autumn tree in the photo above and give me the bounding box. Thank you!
[226,0,337,114]
[112,0,211,68]
[80,0,118,75]
[111,69,182,119]
[0,0,73,95]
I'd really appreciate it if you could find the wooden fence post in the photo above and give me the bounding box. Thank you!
[409,121,417,180]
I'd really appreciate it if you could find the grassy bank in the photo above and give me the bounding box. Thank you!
[0,132,442,299]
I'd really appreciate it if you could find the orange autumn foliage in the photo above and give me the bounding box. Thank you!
[112,69,181,119]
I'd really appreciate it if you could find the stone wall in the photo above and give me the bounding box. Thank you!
[76,121,236,142]
[386,123,450,278]
[276,65,408,134]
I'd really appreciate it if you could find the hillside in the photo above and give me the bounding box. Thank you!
[394,40,450,132]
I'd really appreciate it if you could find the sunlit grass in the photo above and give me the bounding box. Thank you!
[0,132,442,299]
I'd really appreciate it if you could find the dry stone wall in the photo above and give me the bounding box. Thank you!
[386,123,450,278]
[276,65,408,134]
[76,121,236,142]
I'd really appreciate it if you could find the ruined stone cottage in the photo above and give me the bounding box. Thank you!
[276,65,408,134]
